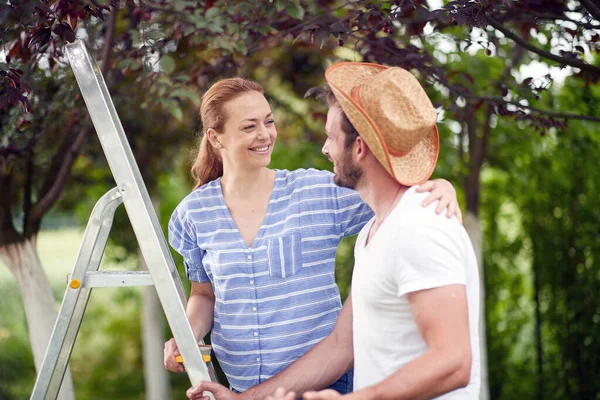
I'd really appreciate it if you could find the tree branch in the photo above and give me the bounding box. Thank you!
[463,105,481,214]
[485,14,600,75]
[479,105,493,170]
[475,95,600,122]
[580,0,600,21]
[458,124,469,165]
[452,90,600,122]
[466,103,478,157]
[497,8,600,29]
[502,13,600,30]
[29,8,117,225]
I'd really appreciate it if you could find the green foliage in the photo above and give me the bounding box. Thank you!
[72,288,145,400]
[159,55,177,75]
[480,74,600,399]
[285,1,306,21]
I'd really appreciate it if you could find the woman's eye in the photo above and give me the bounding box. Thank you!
[265,120,275,125]
[244,125,255,130]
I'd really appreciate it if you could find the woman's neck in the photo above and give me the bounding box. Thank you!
[220,167,275,199]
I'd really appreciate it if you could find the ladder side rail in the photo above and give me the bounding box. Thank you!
[31,189,123,399]
[207,359,219,383]
[65,40,213,389]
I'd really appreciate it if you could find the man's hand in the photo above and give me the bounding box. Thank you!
[164,338,185,373]
[302,389,343,400]
[416,179,462,223]
[265,387,297,400]
[187,381,239,400]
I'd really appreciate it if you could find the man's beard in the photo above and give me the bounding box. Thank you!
[333,151,363,190]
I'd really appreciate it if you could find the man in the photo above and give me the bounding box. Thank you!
[187,62,480,400]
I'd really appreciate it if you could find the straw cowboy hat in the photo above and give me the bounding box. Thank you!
[325,62,439,186]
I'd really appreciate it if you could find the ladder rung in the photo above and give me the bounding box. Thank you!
[68,271,154,288]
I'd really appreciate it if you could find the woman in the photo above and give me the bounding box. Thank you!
[163,77,460,394]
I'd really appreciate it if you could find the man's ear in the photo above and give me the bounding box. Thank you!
[206,128,223,149]
[355,136,369,161]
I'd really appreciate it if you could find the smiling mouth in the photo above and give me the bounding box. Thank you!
[250,145,270,153]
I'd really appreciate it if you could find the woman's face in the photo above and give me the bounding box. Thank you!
[211,91,277,172]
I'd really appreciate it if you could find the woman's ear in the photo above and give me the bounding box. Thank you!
[206,128,223,149]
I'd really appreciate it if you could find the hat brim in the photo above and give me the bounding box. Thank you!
[325,62,439,186]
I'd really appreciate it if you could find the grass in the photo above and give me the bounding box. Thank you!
[0,228,83,284]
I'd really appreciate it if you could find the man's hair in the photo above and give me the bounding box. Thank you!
[327,91,359,149]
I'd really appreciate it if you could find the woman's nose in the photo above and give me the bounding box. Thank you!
[258,125,270,139]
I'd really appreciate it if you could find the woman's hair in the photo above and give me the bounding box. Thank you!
[191,78,264,189]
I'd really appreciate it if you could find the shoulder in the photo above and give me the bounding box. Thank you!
[276,168,335,190]
[280,168,334,183]
[388,187,466,249]
[172,180,223,222]
[398,186,461,229]
[389,190,473,278]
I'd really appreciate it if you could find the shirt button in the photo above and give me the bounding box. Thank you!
[249,280,254,285]
[247,255,252,260]
[252,307,257,312]
[253,332,258,337]
[256,357,260,362]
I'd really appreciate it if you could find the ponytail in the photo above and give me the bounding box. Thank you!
[191,135,223,189]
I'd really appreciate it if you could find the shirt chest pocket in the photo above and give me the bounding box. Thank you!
[267,233,302,279]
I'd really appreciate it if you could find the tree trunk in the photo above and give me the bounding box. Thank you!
[139,195,170,400]
[142,281,170,400]
[464,212,489,400]
[0,238,76,400]
[533,252,544,400]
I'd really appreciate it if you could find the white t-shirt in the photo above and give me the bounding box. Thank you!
[352,186,481,399]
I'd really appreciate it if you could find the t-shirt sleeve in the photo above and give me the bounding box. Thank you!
[395,222,467,297]
[332,184,374,237]
[168,204,210,283]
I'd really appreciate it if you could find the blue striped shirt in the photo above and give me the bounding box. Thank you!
[168,168,373,391]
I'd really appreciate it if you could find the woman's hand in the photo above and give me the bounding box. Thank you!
[186,381,240,400]
[416,179,462,224]
[265,387,297,400]
[164,338,185,373]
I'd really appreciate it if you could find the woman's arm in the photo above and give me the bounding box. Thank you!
[187,281,216,340]
[164,281,215,373]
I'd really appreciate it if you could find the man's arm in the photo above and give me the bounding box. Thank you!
[189,294,355,400]
[307,284,471,400]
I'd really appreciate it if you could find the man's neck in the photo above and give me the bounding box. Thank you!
[356,163,408,222]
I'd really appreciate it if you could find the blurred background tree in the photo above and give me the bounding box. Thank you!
[1,0,599,399]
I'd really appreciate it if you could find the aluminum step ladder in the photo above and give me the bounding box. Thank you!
[30,40,217,400]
